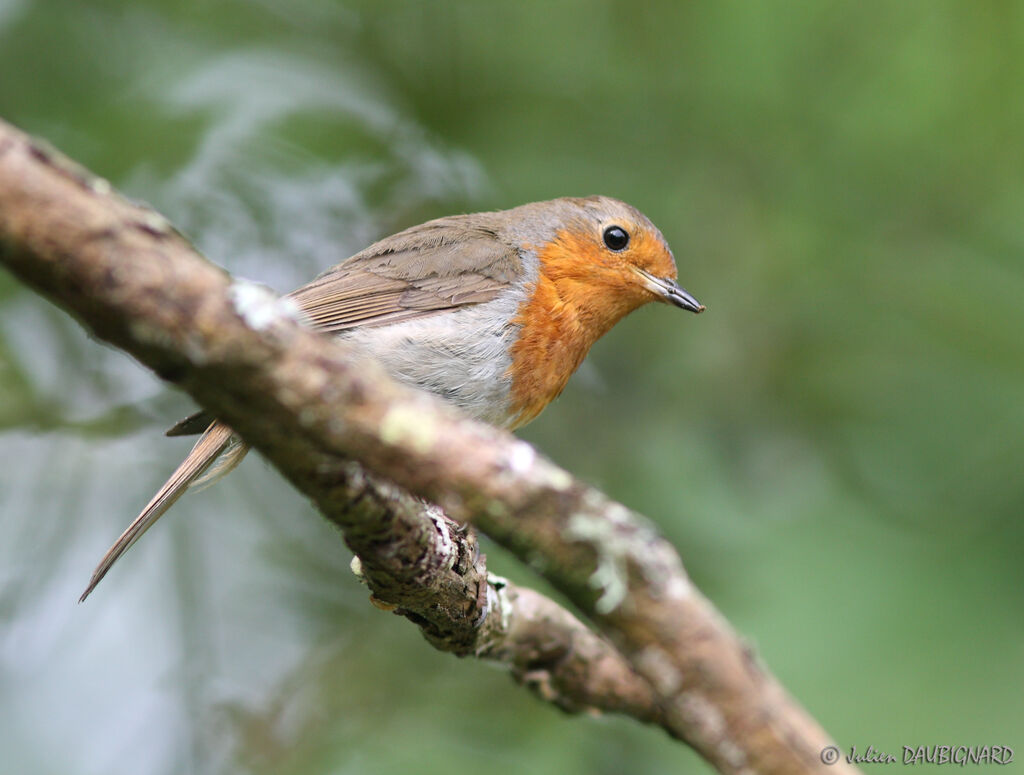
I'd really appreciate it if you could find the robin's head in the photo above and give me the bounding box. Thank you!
[510,196,704,323]
[504,196,704,426]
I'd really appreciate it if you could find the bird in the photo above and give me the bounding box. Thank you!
[79,195,703,600]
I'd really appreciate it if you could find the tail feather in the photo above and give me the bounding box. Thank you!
[79,421,239,601]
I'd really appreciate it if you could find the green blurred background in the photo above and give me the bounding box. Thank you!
[1,1,1021,773]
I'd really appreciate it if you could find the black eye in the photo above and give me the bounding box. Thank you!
[603,225,630,251]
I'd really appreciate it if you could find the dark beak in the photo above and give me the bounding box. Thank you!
[636,269,705,313]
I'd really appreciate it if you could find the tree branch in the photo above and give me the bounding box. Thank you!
[325,463,663,721]
[0,119,857,775]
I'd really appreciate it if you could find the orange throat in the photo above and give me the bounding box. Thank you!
[505,232,648,427]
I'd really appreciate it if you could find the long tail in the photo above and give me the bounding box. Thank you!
[79,421,246,601]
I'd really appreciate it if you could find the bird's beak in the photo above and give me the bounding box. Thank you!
[635,268,705,313]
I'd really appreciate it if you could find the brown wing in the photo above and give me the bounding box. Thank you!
[166,217,523,436]
[288,218,523,333]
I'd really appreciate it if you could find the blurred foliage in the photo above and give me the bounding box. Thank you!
[0,1,1021,773]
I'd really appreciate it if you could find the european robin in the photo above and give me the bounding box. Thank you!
[81,196,703,599]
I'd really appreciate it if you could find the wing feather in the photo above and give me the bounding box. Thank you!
[288,220,522,333]
[169,218,523,434]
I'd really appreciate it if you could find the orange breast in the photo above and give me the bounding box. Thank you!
[505,229,648,427]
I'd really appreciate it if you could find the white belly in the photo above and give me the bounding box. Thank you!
[339,292,525,427]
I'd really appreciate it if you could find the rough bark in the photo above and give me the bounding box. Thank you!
[0,119,858,775]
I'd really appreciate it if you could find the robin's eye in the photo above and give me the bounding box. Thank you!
[603,225,630,252]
